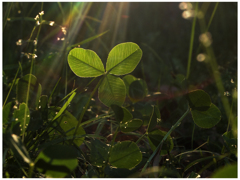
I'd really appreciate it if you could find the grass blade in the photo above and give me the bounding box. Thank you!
[67,30,109,50]
[186,2,198,79]
[52,91,76,121]
[3,63,20,107]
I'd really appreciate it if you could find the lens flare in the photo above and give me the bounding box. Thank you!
[199,32,212,47]
[197,53,206,62]
[182,10,194,19]
[179,2,192,10]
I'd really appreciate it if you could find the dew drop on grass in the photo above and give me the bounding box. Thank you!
[15,118,18,121]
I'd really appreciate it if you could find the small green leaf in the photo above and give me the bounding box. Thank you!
[175,74,186,84]
[49,109,86,146]
[109,141,142,169]
[147,129,173,155]
[111,104,132,123]
[129,79,148,102]
[68,48,105,78]
[106,42,142,75]
[147,106,161,132]
[222,130,237,154]
[35,145,78,178]
[99,74,126,107]
[13,103,30,135]
[120,119,143,133]
[3,102,13,124]
[123,75,137,96]
[191,103,221,128]
[87,139,110,166]
[27,111,43,132]
[16,74,41,108]
[187,89,211,111]
[211,163,237,178]
[38,95,48,110]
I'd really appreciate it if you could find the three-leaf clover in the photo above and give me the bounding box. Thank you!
[68,42,142,107]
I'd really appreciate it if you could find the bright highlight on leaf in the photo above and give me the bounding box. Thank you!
[106,42,142,75]
[120,118,143,133]
[13,103,30,135]
[68,48,105,78]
